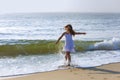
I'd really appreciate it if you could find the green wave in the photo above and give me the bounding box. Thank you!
[0,40,100,57]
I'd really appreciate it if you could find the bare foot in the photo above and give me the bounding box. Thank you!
[67,64,70,66]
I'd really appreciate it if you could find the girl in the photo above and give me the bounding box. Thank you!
[56,24,86,66]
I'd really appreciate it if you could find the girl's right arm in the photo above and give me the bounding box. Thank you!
[55,32,66,44]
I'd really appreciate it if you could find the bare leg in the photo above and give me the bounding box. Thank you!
[65,54,67,61]
[65,51,71,66]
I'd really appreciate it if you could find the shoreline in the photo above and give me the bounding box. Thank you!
[2,62,120,80]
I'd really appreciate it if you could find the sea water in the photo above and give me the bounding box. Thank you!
[0,13,120,77]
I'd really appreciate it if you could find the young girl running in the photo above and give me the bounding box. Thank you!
[56,24,86,66]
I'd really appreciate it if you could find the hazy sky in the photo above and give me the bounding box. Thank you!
[0,0,120,13]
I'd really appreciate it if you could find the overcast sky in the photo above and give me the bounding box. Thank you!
[0,0,120,13]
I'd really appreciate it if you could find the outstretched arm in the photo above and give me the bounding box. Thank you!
[55,32,66,44]
[75,32,86,35]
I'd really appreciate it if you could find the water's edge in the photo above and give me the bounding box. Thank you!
[0,62,119,79]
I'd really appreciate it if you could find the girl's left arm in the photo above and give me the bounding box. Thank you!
[75,32,86,35]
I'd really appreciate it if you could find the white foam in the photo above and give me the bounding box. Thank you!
[0,54,63,77]
[0,51,120,77]
[89,38,120,50]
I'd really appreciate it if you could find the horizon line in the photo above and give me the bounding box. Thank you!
[1,12,120,14]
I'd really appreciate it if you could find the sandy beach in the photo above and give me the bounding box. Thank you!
[2,63,120,80]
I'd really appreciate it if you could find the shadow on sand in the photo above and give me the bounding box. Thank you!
[76,66,120,74]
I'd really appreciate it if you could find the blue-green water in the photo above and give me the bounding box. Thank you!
[0,13,120,40]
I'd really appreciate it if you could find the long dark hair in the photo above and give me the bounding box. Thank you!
[65,24,75,36]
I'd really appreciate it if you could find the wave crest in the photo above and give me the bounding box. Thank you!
[0,38,120,56]
[89,38,120,50]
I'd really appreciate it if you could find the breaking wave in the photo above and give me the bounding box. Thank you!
[0,38,120,56]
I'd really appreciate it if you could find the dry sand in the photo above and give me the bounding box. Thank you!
[2,63,120,80]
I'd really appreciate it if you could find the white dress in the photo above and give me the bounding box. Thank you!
[63,33,75,52]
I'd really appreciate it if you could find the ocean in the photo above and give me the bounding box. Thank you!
[0,13,120,77]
